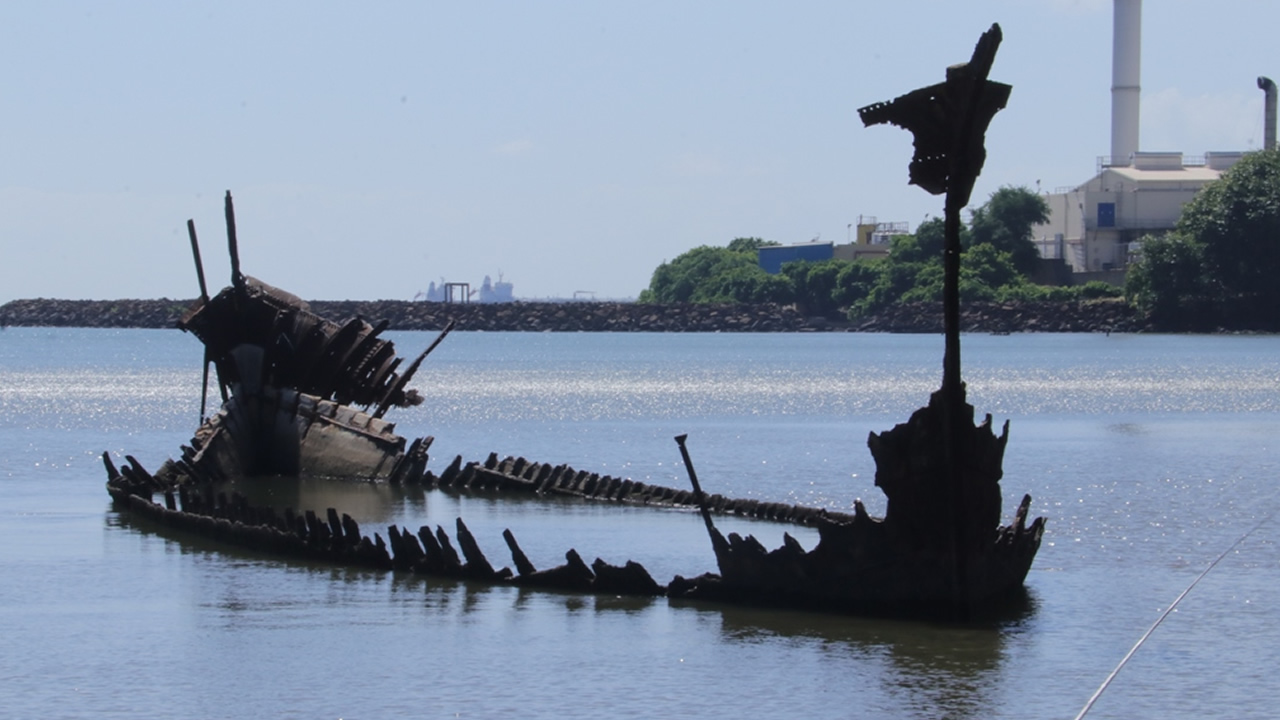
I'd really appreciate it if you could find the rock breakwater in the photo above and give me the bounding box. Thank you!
[0,297,1146,333]
[852,299,1146,333]
[0,298,193,329]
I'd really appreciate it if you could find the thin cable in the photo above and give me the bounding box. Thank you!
[1074,506,1278,720]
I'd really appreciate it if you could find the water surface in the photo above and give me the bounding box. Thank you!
[1,328,1277,719]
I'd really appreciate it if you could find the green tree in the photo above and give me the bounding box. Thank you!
[1126,149,1280,329]
[639,246,748,303]
[726,237,779,253]
[703,265,795,304]
[782,258,846,316]
[847,237,1030,317]
[851,260,930,316]
[1178,150,1280,313]
[639,239,789,304]
[1077,280,1123,299]
[967,186,1049,276]
[962,242,1022,290]
[914,216,956,260]
[1124,233,1210,329]
[896,245,1019,305]
[883,220,957,265]
[832,260,884,309]
[884,234,928,265]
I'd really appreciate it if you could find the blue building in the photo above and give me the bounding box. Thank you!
[756,242,834,274]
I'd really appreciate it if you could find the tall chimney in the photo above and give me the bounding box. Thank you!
[1111,0,1141,165]
[1259,76,1277,151]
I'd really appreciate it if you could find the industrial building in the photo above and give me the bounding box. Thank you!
[761,0,1273,281]
[756,219,902,274]
[1031,0,1271,277]
[1035,152,1242,274]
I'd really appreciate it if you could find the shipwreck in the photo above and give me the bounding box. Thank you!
[106,25,1044,620]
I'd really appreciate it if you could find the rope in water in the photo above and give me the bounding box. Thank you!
[1074,505,1277,720]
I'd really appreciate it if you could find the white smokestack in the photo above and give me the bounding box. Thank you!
[1259,76,1277,151]
[1111,0,1141,165]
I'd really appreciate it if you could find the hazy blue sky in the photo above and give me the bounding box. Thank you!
[2,1,1274,302]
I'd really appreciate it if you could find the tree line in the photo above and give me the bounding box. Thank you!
[639,186,1120,319]
[640,149,1280,332]
[1124,149,1280,331]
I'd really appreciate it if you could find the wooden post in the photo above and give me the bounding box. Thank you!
[187,218,213,422]
[674,434,726,555]
[372,319,456,418]
[859,24,1010,620]
[224,191,244,294]
[943,25,1007,619]
[187,219,210,304]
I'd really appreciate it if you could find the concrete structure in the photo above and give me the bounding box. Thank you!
[854,219,910,246]
[1034,152,1241,272]
[1111,0,1142,165]
[1032,0,1255,274]
[833,243,891,263]
[757,228,899,274]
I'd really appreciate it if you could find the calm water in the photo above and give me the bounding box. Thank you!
[1,328,1278,719]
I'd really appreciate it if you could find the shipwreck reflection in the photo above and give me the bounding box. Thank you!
[683,596,1035,720]
[218,475,420,525]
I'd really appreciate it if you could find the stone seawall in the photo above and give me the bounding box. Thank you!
[0,297,1147,333]
[0,298,195,329]
[851,299,1145,333]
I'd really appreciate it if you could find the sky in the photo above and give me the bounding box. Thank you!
[1,0,1275,302]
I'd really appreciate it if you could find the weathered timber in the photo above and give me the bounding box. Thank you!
[591,558,664,597]
[667,24,1045,618]
[503,529,538,577]
[102,183,1045,619]
[455,518,510,581]
[513,549,596,593]
[434,526,463,569]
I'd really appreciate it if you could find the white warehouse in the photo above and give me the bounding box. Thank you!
[1035,151,1241,273]
[1030,0,1263,276]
